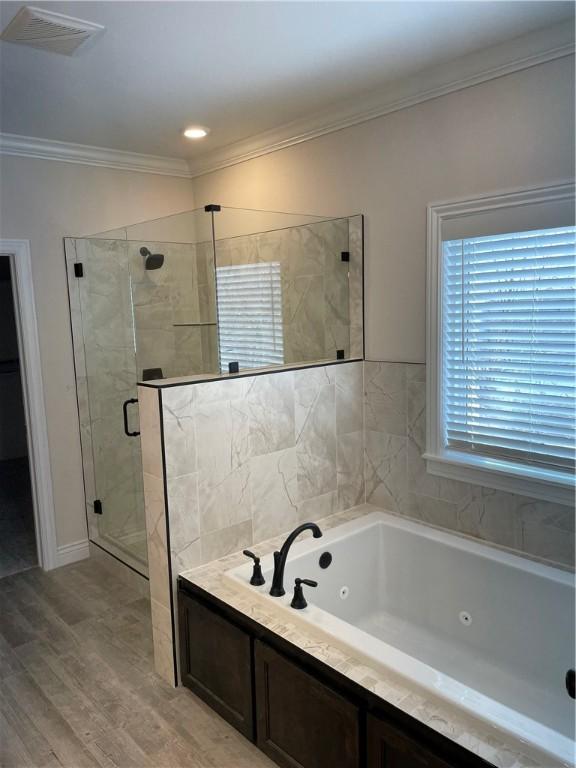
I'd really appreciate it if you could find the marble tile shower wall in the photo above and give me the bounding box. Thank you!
[131,240,218,379]
[214,217,362,364]
[347,216,364,359]
[161,361,365,577]
[69,238,145,548]
[68,236,217,558]
[364,361,575,569]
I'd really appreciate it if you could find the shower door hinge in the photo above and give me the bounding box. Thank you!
[93,499,102,515]
[341,251,350,262]
[74,262,84,278]
[204,204,221,213]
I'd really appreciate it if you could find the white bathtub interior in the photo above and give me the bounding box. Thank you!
[225,511,576,766]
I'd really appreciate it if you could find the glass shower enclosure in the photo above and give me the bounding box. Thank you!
[65,206,363,576]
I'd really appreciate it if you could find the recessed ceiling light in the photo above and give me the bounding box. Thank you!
[183,126,209,140]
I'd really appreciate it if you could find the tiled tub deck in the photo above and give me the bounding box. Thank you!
[180,504,575,768]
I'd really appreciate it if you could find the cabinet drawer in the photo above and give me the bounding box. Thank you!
[367,713,454,768]
[178,593,253,739]
[254,640,360,768]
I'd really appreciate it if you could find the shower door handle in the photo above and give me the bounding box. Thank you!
[122,398,140,437]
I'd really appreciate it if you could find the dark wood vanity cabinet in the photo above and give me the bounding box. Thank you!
[367,715,453,768]
[178,583,492,768]
[254,640,360,768]
[178,591,253,739]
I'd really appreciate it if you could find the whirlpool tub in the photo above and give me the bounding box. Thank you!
[226,510,575,766]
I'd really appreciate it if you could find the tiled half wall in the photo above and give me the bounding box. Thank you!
[138,360,365,683]
[139,360,574,685]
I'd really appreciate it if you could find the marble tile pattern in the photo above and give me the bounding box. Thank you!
[67,235,220,579]
[214,217,361,366]
[141,358,573,688]
[139,360,364,684]
[348,215,364,359]
[69,217,363,579]
[129,240,218,380]
[69,238,147,557]
[159,360,365,576]
[138,384,175,684]
[364,361,575,569]
[179,503,558,768]
[68,214,363,561]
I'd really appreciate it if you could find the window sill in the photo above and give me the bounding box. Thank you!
[423,450,575,506]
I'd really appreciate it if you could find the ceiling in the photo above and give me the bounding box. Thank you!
[0,1,574,161]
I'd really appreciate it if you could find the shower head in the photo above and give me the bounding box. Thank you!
[140,246,164,270]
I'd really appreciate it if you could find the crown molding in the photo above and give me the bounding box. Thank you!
[0,22,572,180]
[187,21,575,179]
[0,133,192,177]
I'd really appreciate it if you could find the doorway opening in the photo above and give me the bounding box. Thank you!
[0,255,37,577]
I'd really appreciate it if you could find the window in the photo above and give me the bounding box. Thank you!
[216,262,284,371]
[427,185,575,504]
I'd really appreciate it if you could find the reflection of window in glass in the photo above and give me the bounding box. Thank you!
[441,226,576,475]
[217,262,284,370]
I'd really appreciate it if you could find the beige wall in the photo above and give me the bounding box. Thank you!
[0,155,195,549]
[0,54,572,556]
[193,56,575,363]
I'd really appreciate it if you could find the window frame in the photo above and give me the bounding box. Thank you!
[426,182,575,506]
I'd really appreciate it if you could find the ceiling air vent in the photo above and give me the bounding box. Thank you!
[1,6,104,56]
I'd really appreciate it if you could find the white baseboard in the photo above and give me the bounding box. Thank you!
[56,538,90,567]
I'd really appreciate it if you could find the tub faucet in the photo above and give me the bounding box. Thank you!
[269,522,323,597]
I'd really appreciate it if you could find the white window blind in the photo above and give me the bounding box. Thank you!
[442,226,576,474]
[216,262,284,371]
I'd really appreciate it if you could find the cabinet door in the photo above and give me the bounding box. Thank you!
[178,593,253,739]
[254,640,359,768]
[367,714,454,768]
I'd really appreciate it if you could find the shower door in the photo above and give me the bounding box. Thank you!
[65,209,219,577]
[66,237,148,575]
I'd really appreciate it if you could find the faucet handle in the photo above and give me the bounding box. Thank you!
[296,578,317,588]
[291,577,318,610]
[243,550,265,586]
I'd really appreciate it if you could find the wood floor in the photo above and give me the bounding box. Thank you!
[0,557,275,768]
